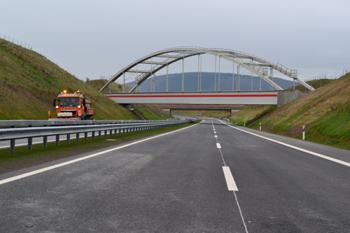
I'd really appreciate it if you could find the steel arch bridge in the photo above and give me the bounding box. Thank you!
[99,47,315,93]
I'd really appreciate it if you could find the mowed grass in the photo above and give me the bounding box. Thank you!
[0,121,199,174]
[172,109,232,118]
[0,39,136,120]
[133,104,171,120]
[230,73,350,150]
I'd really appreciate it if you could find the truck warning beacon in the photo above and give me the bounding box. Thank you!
[51,90,95,120]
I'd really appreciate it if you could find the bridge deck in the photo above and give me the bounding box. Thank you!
[105,91,278,105]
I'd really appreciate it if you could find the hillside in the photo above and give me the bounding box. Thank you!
[231,73,350,149]
[88,79,131,93]
[87,80,170,120]
[126,72,295,92]
[0,39,137,120]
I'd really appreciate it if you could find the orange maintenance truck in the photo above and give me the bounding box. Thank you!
[51,90,95,120]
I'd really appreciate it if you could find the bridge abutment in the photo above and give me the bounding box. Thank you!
[161,108,172,116]
[277,90,303,108]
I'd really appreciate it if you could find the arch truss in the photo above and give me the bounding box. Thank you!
[99,47,315,93]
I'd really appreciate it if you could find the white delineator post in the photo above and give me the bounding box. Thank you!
[302,125,305,140]
[259,123,262,131]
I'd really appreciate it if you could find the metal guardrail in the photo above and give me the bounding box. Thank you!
[0,119,172,128]
[0,119,197,153]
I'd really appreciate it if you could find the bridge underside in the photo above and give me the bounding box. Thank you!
[105,91,278,105]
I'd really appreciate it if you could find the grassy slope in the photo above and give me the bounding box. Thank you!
[287,78,336,92]
[0,39,136,120]
[88,79,132,93]
[231,73,350,149]
[88,80,170,120]
[172,110,231,118]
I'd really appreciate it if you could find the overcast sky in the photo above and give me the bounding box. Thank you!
[1,0,349,82]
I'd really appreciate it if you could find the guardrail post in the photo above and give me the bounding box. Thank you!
[92,131,95,140]
[104,130,107,138]
[43,136,48,148]
[28,137,33,150]
[67,134,70,144]
[84,132,88,141]
[76,133,80,142]
[56,135,60,146]
[98,131,101,139]
[10,139,15,153]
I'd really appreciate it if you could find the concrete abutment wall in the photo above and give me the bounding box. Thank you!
[277,90,303,108]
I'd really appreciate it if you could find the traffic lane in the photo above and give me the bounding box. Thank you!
[213,119,350,232]
[219,120,350,164]
[101,122,243,232]
[0,121,246,232]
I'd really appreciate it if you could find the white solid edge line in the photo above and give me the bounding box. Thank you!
[0,123,199,186]
[216,143,221,149]
[224,122,350,168]
[222,166,238,191]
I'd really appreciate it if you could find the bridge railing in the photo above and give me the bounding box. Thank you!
[0,119,197,153]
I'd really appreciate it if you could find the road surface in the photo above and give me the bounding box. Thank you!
[0,119,349,232]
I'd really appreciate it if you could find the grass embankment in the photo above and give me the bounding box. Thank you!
[230,73,350,150]
[133,104,170,120]
[172,110,231,118]
[0,121,198,174]
[287,78,336,92]
[88,80,170,120]
[0,39,136,120]
[88,79,131,93]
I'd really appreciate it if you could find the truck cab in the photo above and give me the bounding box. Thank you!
[53,90,95,120]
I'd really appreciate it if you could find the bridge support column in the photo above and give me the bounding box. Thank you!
[161,108,172,116]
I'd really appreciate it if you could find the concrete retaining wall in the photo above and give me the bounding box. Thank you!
[277,90,303,108]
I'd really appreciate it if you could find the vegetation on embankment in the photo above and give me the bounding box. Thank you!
[287,78,336,92]
[88,79,132,93]
[87,80,170,120]
[0,39,138,120]
[231,73,350,150]
[172,110,231,118]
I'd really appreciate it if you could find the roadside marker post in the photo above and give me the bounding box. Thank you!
[302,125,305,140]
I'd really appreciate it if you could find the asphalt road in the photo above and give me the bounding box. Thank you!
[0,119,349,232]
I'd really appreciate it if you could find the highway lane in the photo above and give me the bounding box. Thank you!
[215,119,350,232]
[0,118,349,232]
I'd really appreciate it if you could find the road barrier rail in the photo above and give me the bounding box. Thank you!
[0,119,196,153]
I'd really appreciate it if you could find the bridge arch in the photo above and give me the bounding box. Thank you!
[99,47,315,93]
